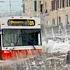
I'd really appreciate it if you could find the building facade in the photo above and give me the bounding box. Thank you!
[22,0,47,17]
[44,0,70,42]
[40,0,70,52]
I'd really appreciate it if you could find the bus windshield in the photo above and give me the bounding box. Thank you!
[2,29,41,47]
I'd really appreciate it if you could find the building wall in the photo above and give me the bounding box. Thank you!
[44,0,70,39]
[41,0,70,52]
[45,0,70,26]
[22,0,46,17]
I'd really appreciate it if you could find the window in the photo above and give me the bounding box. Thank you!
[34,0,37,11]
[56,0,59,10]
[2,29,41,47]
[69,0,70,6]
[57,17,58,25]
[62,0,65,8]
[45,2,47,8]
[59,17,61,25]
[52,19,55,25]
[45,2,47,13]
[66,0,69,7]
[66,15,69,24]
[40,1,43,13]
[40,4,43,12]
[51,0,55,11]
[60,0,62,8]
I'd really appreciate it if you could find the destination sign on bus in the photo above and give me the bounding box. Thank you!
[8,19,35,26]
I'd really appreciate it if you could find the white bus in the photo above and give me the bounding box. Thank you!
[0,16,42,60]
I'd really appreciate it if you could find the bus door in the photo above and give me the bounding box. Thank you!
[0,34,1,48]
[0,34,1,50]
